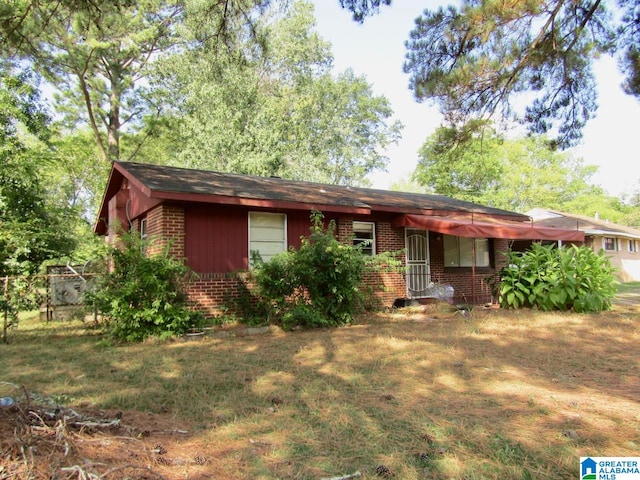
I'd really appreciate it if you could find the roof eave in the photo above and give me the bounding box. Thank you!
[149,190,372,215]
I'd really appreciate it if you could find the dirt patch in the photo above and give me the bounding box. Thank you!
[0,398,211,480]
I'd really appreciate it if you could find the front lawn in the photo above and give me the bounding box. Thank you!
[1,302,638,479]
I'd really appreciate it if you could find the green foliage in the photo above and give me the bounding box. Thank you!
[403,1,630,148]
[235,212,388,329]
[159,1,401,186]
[86,233,202,342]
[2,0,187,162]
[1,275,42,343]
[0,62,76,276]
[499,243,616,313]
[338,0,391,22]
[413,123,601,213]
[619,0,640,98]
[2,0,274,162]
[46,129,111,222]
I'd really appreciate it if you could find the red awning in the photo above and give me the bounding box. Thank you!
[392,214,585,242]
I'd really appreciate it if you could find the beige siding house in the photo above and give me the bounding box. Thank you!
[528,208,640,282]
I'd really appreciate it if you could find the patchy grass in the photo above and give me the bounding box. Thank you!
[616,281,640,302]
[1,301,639,479]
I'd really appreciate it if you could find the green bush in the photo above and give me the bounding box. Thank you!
[86,233,202,342]
[236,212,396,329]
[499,243,616,312]
[1,275,42,343]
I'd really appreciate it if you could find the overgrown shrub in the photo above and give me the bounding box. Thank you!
[499,243,616,312]
[235,212,401,329]
[86,233,202,342]
[1,275,42,343]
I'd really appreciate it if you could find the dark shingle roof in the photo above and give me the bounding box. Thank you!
[530,208,640,238]
[117,161,529,220]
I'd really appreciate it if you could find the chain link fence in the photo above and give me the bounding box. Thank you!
[1,266,100,343]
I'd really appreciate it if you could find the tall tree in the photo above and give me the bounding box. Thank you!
[619,0,640,97]
[156,0,401,185]
[0,62,75,275]
[2,0,185,162]
[413,123,601,213]
[403,0,639,149]
[1,0,273,163]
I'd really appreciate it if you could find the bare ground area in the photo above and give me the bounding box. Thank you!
[1,291,639,479]
[0,401,209,479]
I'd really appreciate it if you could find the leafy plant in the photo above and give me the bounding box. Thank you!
[86,232,202,342]
[235,211,391,329]
[499,243,616,312]
[1,275,42,343]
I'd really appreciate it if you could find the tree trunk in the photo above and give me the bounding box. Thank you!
[108,63,122,161]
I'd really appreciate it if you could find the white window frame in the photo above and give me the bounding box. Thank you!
[248,212,287,264]
[353,221,376,255]
[443,235,491,268]
[140,217,148,240]
[628,239,639,253]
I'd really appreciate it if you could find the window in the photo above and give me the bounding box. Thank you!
[603,237,619,251]
[629,240,639,253]
[443,235,491,268]
[249,212,286,263]
[353,221,375,255]
[140,218,148,240]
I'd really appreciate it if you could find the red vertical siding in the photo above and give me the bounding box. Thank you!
[185,206,248,273]
[286,211,315,249]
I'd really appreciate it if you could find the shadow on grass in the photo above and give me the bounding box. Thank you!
[1,307,638,479]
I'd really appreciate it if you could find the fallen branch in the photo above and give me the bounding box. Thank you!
[70,418,121,430]
[61,463,166,480]
[97,464,167,480]
[61,464,101,480]
[321,472,362,480]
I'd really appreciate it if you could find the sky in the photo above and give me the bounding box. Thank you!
[310,0,640,199]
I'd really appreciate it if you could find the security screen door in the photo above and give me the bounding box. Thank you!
[405,229,431,298]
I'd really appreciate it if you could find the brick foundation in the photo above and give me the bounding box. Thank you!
[188,272,247,318]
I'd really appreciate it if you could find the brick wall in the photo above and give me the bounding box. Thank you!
[428,234,509,304]
[139,205,511,316]
[146,204,185,259]
[188,272,247,318]
[336,216,353,243]
[363,221,406,305]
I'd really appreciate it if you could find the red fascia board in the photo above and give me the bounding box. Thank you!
[114,163,153,197]
[149,190,372,215]
[93,167,123,235]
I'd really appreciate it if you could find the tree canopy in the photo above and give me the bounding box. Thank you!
[144,0,402,185]
[413,122,605,213]
[338,0,391,22]
[0,62,76,275]
[403,0,640,149]
[0,0,282,163]
[1,0,189,162]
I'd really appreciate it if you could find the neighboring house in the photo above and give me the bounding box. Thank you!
[95,162,584,317]
[528,208,640,282]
